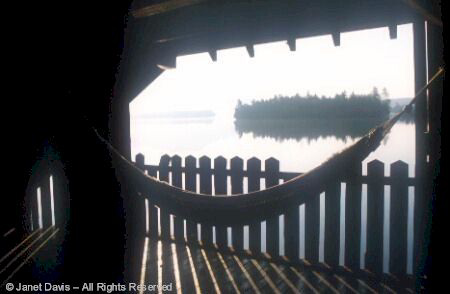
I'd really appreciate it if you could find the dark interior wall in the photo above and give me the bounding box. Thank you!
[2,0,134,282]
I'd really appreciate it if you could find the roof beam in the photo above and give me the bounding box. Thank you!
[132,0,207,18]
[246,44,255,58]
[389,24,398,39]
[208,50,217,62]
[332,32,340,46]
[287,37,296,51]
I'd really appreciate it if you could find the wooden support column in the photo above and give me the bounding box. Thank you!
[412,20,428,278]
[421,12,443,290]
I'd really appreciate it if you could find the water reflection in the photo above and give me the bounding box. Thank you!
[234,118,385,142]
[235,114,413,142]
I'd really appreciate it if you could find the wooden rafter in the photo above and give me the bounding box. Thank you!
[131,0,207,18]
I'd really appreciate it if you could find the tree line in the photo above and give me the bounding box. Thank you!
[234,88,391,120]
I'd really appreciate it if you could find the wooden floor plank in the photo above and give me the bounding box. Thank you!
[138,238,414,293]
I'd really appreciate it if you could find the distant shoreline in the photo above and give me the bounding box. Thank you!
[136,110,215,119]
[234,92,391,120]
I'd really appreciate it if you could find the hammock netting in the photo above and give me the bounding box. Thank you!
[96,68,443,226]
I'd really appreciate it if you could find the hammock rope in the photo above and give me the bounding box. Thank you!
[94,67,444,225]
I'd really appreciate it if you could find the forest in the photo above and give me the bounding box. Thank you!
[234,88,391,120]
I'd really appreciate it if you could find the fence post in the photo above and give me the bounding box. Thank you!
[172,155,184,242]
[145,158,159,238]
[325,181,341,267]
[305,192,320,263]
[345,161,362,269]
[185,156,198,243]
[366,160,384,274]
[265,158,280,257]
[199,156,213,246]
[214,156,228,249]
[248,157,262,254]
[40,172,53,229]
[285,204,300,262]
[231,157,244,251]
[390,161,408,276]
[134,154,147,237]
[159,154,171,240]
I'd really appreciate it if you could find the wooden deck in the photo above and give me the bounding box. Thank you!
[1,229,415,293]
[135,237,415,293]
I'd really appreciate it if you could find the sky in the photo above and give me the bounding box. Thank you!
[130,23,414,118]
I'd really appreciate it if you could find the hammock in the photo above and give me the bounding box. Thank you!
[97,67,443,226]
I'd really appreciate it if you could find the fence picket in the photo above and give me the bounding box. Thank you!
[345,162,362,269]
[146,159,159,238]
[159,155,171,240]
[366,160,384,274]
[247,157,262,254]
[265,158,280,257]
[41,174,53,229]
[305,192,320,263]
[231,157,244,251]
[135,154,148,236]
[172,155,184,242]
[324,181,340,267]
[285,205,300,261]
[390,161,408,276]
[199,156,213,245]
[214,156,228,249]
[185,156,198,243]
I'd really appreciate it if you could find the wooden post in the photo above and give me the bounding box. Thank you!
[146,160,159,238]
[30,184,39,231]
[199,156,213,246]
[366,160,384,275]
[390,161,408,276]
[305,192,320,263]
[247,157,262,254]
[345,162,362,269]
[285,204,300,262]
[159,154,171,240]
[134,154,148,237]
[40,173,53,229]
[324,181,340,268]
[231,157,244,251]
[214,156,228,249]
[265,158,280,257]
[425,16,443,290]
[172,155,184,242]
[185,156,198,243]
[412,20,428,277]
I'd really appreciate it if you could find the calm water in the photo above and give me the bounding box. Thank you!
[131,117,415,274]
[131,117,415,174]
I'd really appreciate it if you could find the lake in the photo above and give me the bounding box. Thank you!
[130,116,415,274]
[130,116,415,175]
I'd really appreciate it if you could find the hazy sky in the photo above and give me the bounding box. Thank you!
[130,24,414,117]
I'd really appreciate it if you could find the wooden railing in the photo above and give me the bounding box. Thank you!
[134,154,415,277]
